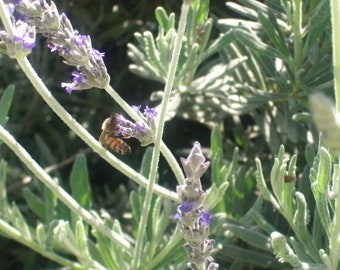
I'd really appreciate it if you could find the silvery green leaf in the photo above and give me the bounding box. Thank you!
[257,11,290,57]
[255,158,279,208]
[155,7,175,31]
[225,222,272,252]
[10,202,32,240]
[0,85,14,127]
[205,182,229,210]
[304,0,330,51]
[23,187,45,221]
[75,220,90,261]
[36,223,46,248]
[202,30,234,60]
[309,147,331,238]
[292,192,320,262]
[226,2,258,20]
[0,160,7,211]
[232,28,287,61]
[271,232,306,268]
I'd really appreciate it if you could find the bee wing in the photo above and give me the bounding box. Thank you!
[101,117,111,130]
[110,137,132,155]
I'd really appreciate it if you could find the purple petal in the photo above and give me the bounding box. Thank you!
[199,211,213,224]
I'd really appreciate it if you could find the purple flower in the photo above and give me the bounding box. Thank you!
[61,71,86,94]
[144,106,157,118]
[6,3,15,15]
[135,122,146,133]
[13,21,36,49]
[175,142,218,268]
[173,201,194,220]
[73,34,87,46]
[179,201,193,213]
[92,49,105,60]
[0,20,36,58]
[71,71,85,83]
[112,106,157,146]
[199,211,213,225]
[131,105,141,112]
[48,43,61,52]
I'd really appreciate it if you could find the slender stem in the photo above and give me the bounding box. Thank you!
[104,85,142,123]
[329,192,340,268]
[104,85,185,184]
[330,0,340,112]
[329,0,340,264]
[160,142,185,184]
[0,1,14,37]
[292,0,303,91]
[131,1,190,268]
[0,219,86,269]
[0,124,132,252]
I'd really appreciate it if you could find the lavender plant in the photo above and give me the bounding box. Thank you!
[0,0,227,269]
[1,0,340,269]
[128,0,340,269]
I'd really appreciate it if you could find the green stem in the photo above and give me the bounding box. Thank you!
[329,0,340,265]
[292,0,303,88]
[329,195,340,269]
[131,1,190,268]
[328,162,340,268]
[330,0,340,112]
[0,124,131,252]
[0,219,86,269]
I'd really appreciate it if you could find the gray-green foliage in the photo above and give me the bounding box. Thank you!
[127,0,336,269]
[0,0,338,269]
[129,0,331,151]
[254,143,340,270]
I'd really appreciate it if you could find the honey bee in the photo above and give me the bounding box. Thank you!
[99,113,132,155]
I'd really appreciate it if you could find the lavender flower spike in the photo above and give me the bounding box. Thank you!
[180,141,210,179]
[113,105,157,146]
[12,0,110,92]
[0,19,36,58]
[175,142,219,270]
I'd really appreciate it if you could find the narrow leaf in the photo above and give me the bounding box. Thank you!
[69,154,91,210]
[0,85,15,126]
